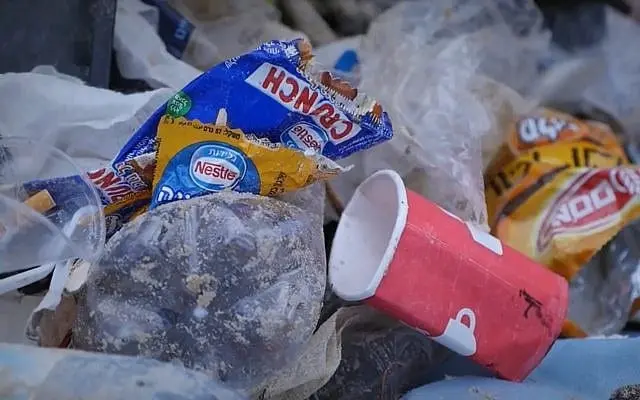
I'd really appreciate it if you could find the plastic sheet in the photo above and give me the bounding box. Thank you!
[114,0,201,90]
[583,8,640,139]
[0,343,245,399]
[73,191,326,394]
[569,220,640,335]
[0,137,105,276]
[356,0,547,227]
[542,7,640,140]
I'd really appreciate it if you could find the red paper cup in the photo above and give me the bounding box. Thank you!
[329,170,568,381]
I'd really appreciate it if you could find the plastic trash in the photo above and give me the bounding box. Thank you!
[583,7,640,139]
[0,137,105,276]
[0,67,173,173]
[73,190,326,394]
[164,0,305,72]
[568,219,640,336]
[484,106,640,336]
[542,7,640,140]
[114,0,202,90]
[356,0,547,227]
[313,36,362,88]
[0,343,246,400]
[329,170,567,381]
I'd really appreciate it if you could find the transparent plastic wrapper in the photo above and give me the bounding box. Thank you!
[543,7,640,140]
[583,8,640,139]
[114,0,201,90]
[356,0,548,227]
[278,183,325,229]
[0,137,105,276]
[0,343,245,400]
[569,220,640,336]
[73,190,326,394]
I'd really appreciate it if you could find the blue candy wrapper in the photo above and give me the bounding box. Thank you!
[114,39,393,164]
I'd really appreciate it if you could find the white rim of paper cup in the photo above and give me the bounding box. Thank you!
[329,169,409,301]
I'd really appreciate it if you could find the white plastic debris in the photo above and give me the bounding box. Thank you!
[114,0,201,89]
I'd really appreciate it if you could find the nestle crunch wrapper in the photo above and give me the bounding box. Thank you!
[19,39,392,241]
[150,116,344,208]
[114,39,392,165]
[485,108,640,336]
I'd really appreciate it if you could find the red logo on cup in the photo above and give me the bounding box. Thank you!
[329,170,568,381]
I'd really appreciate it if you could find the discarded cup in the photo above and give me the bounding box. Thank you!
[329,169,568,381]
[0,137,105,275]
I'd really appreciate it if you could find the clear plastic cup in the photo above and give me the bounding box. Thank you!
[0,137,105,275]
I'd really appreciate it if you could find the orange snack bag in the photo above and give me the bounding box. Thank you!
[485,108,640,336]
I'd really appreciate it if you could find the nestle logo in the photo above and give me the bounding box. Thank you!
[281,123,327,153]
[193,159,238,181]
[189,144,246,192]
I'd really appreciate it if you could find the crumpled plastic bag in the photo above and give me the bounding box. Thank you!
[354,0,547,227]
[0,67,172,173]
[540,6,640,139]
[569,220,640,336]
[582,7,640,139]
[73,190,326,395]
[0,67,172,341]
